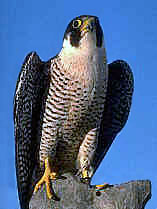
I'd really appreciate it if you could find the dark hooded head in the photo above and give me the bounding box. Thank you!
[63,15,104,48]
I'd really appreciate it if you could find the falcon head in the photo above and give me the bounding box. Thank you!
[62,15,104,52]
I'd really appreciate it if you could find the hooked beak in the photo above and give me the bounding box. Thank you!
[80,17,95,33]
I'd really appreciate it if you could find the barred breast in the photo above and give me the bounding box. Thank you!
[39,53,108,173]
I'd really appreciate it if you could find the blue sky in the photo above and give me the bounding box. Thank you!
[1,0,156,208]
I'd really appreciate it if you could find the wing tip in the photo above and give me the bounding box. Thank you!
[24,51,41,64]
[109,59,132,70]
[108,60,134,82]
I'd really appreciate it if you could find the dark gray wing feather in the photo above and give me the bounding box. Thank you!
[93,60,134,174]
[14,52,49,209]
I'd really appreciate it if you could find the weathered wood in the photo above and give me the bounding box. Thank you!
[29,173,151,209]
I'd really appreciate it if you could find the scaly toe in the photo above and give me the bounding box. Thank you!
[82,168,89,179]
[96,183,112,191]
[50,172,57,180]
[34,157,57,199]
[80,168,91,184]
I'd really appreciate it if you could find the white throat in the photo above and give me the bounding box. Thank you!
[59,34,106,63]
[57,33,107,91]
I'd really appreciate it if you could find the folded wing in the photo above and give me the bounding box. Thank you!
[13,52,49,209]
[93,60,134,174]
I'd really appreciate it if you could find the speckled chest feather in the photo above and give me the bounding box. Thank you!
[40,51,108,171]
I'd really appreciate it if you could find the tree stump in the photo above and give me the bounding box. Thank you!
[29,173,151,209]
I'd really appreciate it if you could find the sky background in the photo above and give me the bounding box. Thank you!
[1,0,157,208]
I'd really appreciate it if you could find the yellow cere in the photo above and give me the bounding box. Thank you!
[80,18,90,32]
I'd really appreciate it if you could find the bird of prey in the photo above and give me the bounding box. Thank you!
[14,15,134,209]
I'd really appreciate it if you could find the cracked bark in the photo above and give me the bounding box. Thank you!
[29,173,151,209]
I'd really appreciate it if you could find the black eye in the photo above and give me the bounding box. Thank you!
[72,19,82,28]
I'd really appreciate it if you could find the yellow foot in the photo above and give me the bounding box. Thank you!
[34,157,57,199]
[96,183,112,191]
[82,168,89,179]
[80,168,91,184]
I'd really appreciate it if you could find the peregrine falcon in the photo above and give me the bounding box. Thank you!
[14,15,134,209]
